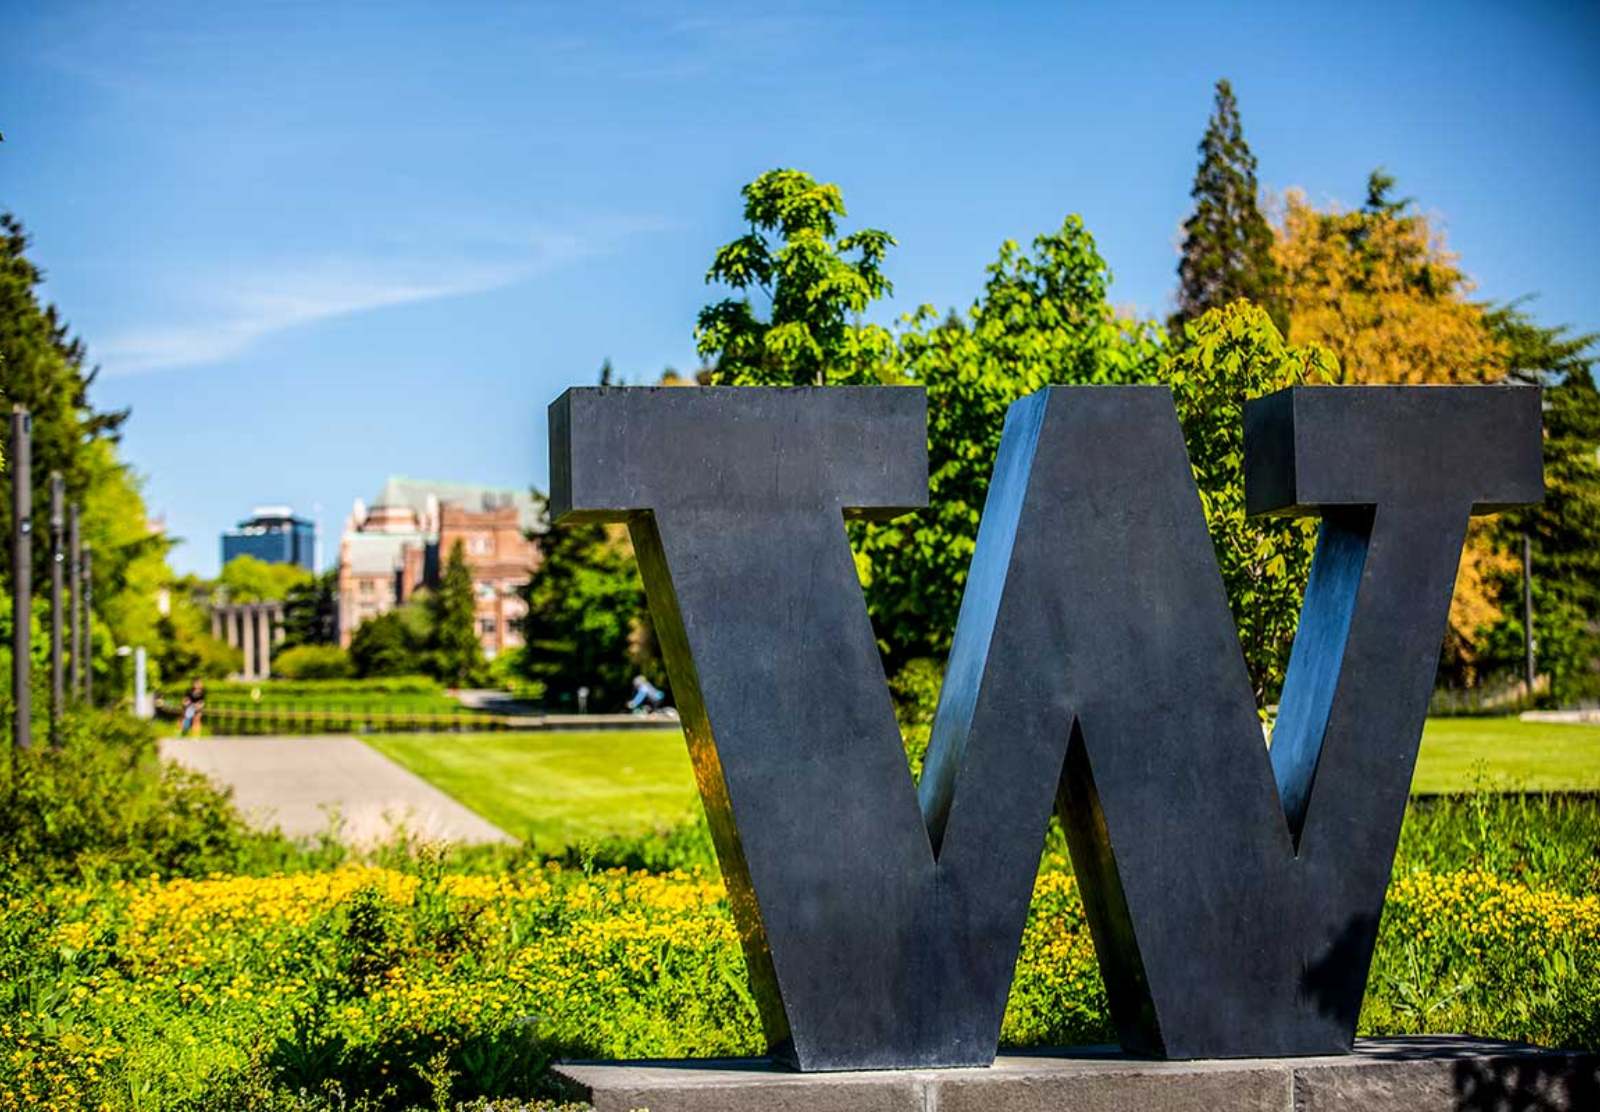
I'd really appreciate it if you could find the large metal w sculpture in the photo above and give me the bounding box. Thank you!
[548,384,1542,1071]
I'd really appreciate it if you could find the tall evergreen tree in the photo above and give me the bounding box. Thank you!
[281,570,339,648]
[1172,80,1286,334]
[430,540,483,687]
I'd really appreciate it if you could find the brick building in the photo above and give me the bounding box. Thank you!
[337,477,543,658]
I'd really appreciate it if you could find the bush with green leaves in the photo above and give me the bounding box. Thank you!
[275,645,356,681]
[0,711,310,885]
[350,607,434,679]
[1160,301,1337,704]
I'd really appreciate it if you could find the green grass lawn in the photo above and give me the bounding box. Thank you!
[365,729,698,848]
[367,717,1600,849]
[1411,716,1600,794]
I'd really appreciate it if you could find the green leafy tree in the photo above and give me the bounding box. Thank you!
[519,503,661,711]
[1162,302,1337,705]
[429,540,484,686]
[1481,306,1600,701]
[152,603,240,683]
[696,169,897,386]
[216,554,312,603]
[349,608,427,679]
[281,570,339,648]
[0,213,170,697]
[857,216,1165,669]
[1173,80,1287,334]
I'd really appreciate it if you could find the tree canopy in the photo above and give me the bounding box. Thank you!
[696,169,898,386]
[1162,302,1336,703]
[1274,174,1507,385]
[857,216,1165,669]
[1481,307,1600,700]
[0,214,171,695]
[1172,79,1286,334]
[518,504,660,712]
[216,555,312,603]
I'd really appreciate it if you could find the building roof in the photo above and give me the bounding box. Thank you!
[342,531,424,576]
[371,476,546,533]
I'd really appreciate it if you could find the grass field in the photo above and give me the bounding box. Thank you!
[367,717,1600,850]
[1411,716,1600,793]
[365,729,698,848]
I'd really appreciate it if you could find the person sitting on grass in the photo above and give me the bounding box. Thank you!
[179,680,206,736]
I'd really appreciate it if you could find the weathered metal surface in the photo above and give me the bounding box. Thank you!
[548,384,1542,1069]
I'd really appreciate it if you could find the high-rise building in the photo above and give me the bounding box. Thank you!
[221,506,316,572]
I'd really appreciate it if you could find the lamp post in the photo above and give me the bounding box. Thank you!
[115,645,132,712]
[50,472,64,744]
[9,407,31,751]
[133,646,150,719]
[1522,533,1536,696]
[69,504,81,698]
[82,543,94,709]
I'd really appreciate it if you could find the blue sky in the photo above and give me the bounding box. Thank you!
[3,1,1597,575]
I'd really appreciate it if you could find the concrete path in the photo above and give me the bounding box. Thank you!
[160,735,514,846]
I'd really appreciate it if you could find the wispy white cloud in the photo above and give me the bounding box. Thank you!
[98,222,657,375]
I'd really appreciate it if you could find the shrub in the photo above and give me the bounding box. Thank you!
[275,645,356,681]
[0,710,307,885]
[5,819,1595,1110]
[167,677,445,701]
[888,658,943,726]
[351,611,431,679]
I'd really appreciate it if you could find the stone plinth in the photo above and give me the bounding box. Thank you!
[554,1037,1597,1112]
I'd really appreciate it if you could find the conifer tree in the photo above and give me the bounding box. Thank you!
[430,540,484,687]
[1173,80,1286,334]
[1482,307,1600,700]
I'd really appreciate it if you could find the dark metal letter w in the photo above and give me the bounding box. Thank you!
[548,384,1541,1070]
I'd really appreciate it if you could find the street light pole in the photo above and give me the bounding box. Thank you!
[10,406,33,752]
[69,504,81,699]
[82,543,94,709]
[50,472,64,744]
[1522,533,1536,696]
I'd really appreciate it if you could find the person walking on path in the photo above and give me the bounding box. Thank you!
[179,680,207,736]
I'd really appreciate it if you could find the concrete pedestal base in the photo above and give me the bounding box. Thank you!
[554,1037,1597,1112]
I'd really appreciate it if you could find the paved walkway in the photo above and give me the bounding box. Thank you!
[160,735,514,846]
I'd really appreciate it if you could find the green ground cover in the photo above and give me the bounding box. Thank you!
[4,711,1598,1110]
[1412,717,1600,793]
[369,719,1600,851]
[156,679,486,736]
[202,691,469,715]
[365,730,697,850]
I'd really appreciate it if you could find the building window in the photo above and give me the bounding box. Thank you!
[475,581,496,600]
[469,534,493,555]
[479,617,497,635]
